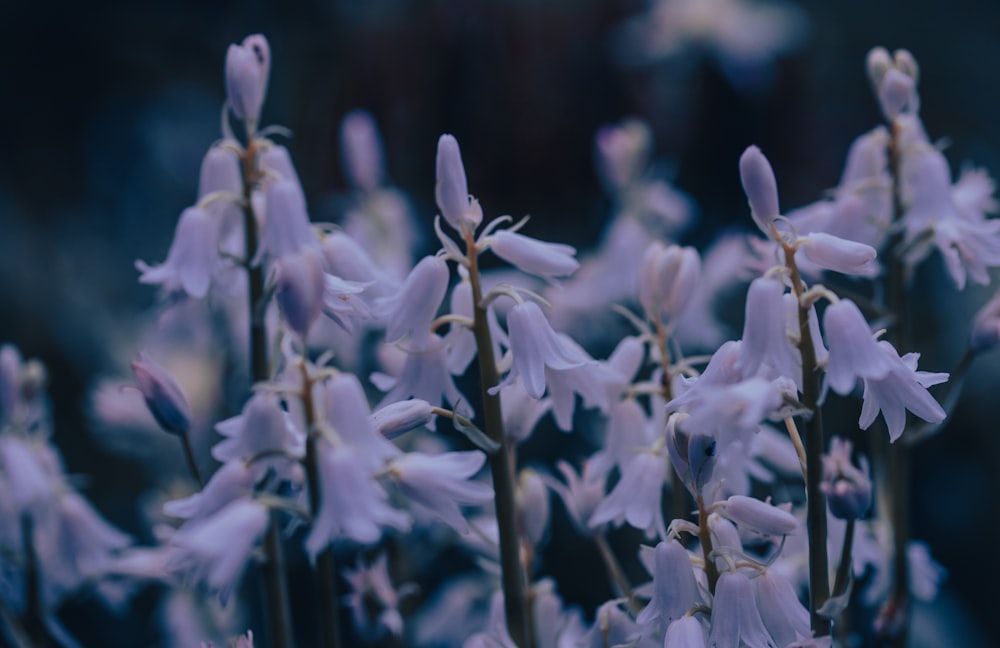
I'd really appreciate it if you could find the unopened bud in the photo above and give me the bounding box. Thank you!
[275,248,326,338]
[637,242,701,323]
[800,232,877,276]
[877,68,917,120]
[820,437,872,520]
[739,145,780,235]
[435,134,480,234]
[131,353,192,435]
[371,399,435,439]
[717,495,798,536]
[225,34,270,127]
[866,46,893,90]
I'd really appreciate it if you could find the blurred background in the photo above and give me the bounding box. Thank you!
[1,0,998,644]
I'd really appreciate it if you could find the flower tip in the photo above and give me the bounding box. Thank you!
[739,145,780,234]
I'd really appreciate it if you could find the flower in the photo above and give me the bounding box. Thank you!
[754,570,810,647]
[386,450,492,532]
[340,109,385,192]
[820,437,871,520]
[136,206,219,299]
[637,242,701,324]
[859,342,947,442]
[707,571,774,648]
[715,495,798,536]
[435,135,481,234]
[486,229,579,280]
[822,299,894,395]
[257,180,316,263]
[636,539,701,629]
[130,352,193,436]
[494,300,592,399]
[275,247,326,338]
[377,255,449,346]
[589,448,668,539]
[225,34,270,126]
[343,553,407,640]
[740,146,781,235]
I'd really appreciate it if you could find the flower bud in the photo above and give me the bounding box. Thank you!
[488,230,579,279]
[275,248,326,338]
[435,134,480,234]
[198,145,242,199]
[131,352,192,435]
[739,145,780,235]
[893,48,919,83]
[799,232,878,276]
[716,495,798,536]
[636,242,700,323]
[820,437,872,520]
[371,399,435,439]
[877,68,917,120]
[225,34,270,126]
[340,110,385,192]
[865,46,892,90]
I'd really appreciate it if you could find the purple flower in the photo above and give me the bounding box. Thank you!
[495,300,592,400]
[305,439,410,556]
[343,553,407,640]
[707,571,774,648]
[136,206,219,299]
[257,180,316,263]
[822,299,895,395]
[130,352,193,436]
[636,539,701,629]
[386,450,492,532]
[377,255,449,346]
[213,392,304,467]
[860,342,947,442]
[737,277,801,384]
[590,449,668,539]
[754,570,810,647]
[715,495,798,536]
[637,242,701,324]
[435,135,481,234]
[486,229,579,280]
[167,497,269,605]
[163,460,255,522]
[275,247,326,338]
[740,146,781,235]
[820,437,871,519]
[225,34,270,126]
[340,110,385,192]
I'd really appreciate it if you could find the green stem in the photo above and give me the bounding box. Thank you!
[179,432,204,486]
[465,232,533,648]
[241,140,295,648]
[785,249,831,636]
[832,519,856,598]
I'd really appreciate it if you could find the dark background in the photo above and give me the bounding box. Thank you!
[1,0,998,644]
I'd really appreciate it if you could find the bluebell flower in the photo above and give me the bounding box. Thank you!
[340,110,385,192]
[820,437,871,520]
[130,352,193,436]
[225,34,270,127]
[136,206,220,299]
[257,180,316,264]
[343,553,408,640]
[590,448,668,539]
[707,571,774,648]
[636,539,702,630]
[754,569,810,647]
[859,342,947,442]
[377,255,449,346]
[163,460,255,522]
[740,146,781,235]
[386,450,492,533]
[435,134,481,235]
[485,229,579,280]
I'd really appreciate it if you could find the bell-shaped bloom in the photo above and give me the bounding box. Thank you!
[740,146,781,235]
[225,34,270,125]
[323,373,401,466]
[589,449,668,539]
[386,450,492,533]
[544,460,606,535]
[860,342,947,442]
[305,439,410,557]
[343,553,406,640]
[664,616,707,648]
[545,339,615,432]
[822,299,895,395]
[136,207,219,299]
[799,232,877,277]
[130,352,192,436]
[637,242,700,324]
[373,333,469,421]
[258,180,315,263]
[754,570,810,647]
[198,145,242,199]
[275,247,326,338]
[707,571,774,648]
[377,255,449,345]
[715,495,798,536]
[340,110,385,192]
[435,135,481,234]
[320,273,372,333]
[636,539,701,629]
[163,460,255,522]
[167,497,269,605]
[494,300,592,400]
[213,392,304,465]
[820,437,871,520]
[487,229,579,280]
[738,277,801,384]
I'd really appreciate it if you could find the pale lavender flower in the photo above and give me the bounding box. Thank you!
[707,571,774,648]
[371,399,435,439]
[305,439,409,557]
[579,600,645,648]
[715,495,798,536]
[798,232,877,277]
[544,339,615,432]
[594,119,652,190]
[0,436,60,511]
[372,333,469,420]
[213,392,304,466]
[225,34,270,126]
[198,145,242,199]
[167,497,269,605]
[740,146,781,235]
[136,206,219,299]
[590,449,668,539]
[820,437,871,520]
[822,299,894,395]
[322,373,400,466]
[518,468,550,547]
[130,352,193,436]
[386,450,492,533]
[163,461,255,521]
[320,273,371,333]
[377,255,449,345]
[591,398,657,477]
[494,300,592,399]
[436,134,481,234]
[877,68,918,120]
[859,341,947,442]
[544,460,606,536]
[340,109,385,192]
[258,179,316,263]
[320,231,400,300]
[259,145,304,190]
[498,382,550,443]
[636,539,701,629]
[275,247,326,338]
[637,242,701,324]
[665,616,708,648]
[343,553,406,639]
[754,570,810,647]
[486,229,579,280]
[737,276,801,383]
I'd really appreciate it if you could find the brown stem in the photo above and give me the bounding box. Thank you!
[696,495,720,595]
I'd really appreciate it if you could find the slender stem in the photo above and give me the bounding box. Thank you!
[465,231,533,648]
[241,140,295,648]
[696,495,720,595]
[783,417,808,478]
[20,514,48,647]
[886,120,910,647]
[179,432,204,486]
[784,249,831,636]
[832,519,856,598]
[593,533,640,615]
[301,361,341,648]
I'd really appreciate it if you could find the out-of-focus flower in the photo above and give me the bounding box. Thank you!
[820,437,872,520]
[225,34,270,126]
[130,352,193,436]
[136,206,220,299]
